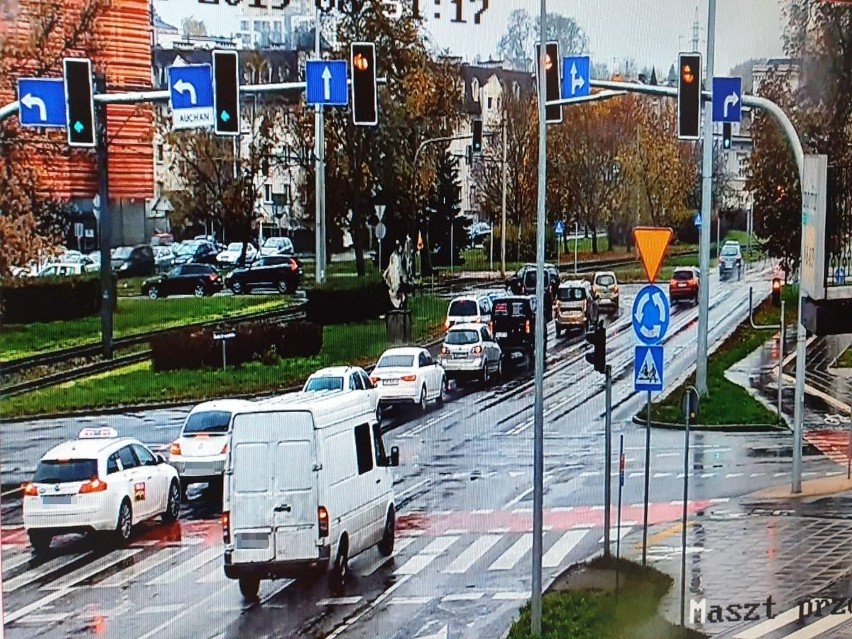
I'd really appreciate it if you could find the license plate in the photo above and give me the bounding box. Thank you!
[452,352,467,359]
[188,461,220,470]
[42,495,73,506]
[496,332,507,338]
[384,379,399,386]
[236,532,269,550]
[677,283,686,288]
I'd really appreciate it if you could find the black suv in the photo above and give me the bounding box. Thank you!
[141,264,223,299]
[491,295,547,366]
[505,264,557,322]
[224,255,303,294]
[111,245,155,278]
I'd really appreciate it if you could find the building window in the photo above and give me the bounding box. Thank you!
[262,156,270,177]
[156,144,164,164]
[513,82,520,99]
[471,78,479,101]
[487,96,493,109]
[264,184,273,203]
[240,20,249,30]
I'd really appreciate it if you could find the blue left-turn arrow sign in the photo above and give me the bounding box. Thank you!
[168,64,215,130]
[17,78,67,128]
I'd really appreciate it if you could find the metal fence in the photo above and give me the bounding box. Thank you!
[826,163,852,289]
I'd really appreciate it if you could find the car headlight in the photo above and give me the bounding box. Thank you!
[119,263,129,270]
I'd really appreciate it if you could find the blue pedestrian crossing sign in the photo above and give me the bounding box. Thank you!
[634,345,664,392]
[694,213,701,227]
[835,267,847,285]
[561,56,590,100]
[17,78,67,128]
[554,221,565,236]
[306,60,348,106]
[632,284,670,345]
[712,77,742,123]
[168,64,214,130]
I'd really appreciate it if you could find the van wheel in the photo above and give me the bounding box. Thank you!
[496,358,503,379]
[481,362,489,385]
[239,576,260,601]
[418,387,427,413]
[115,500,132,546]
[376,404,383,425]
[162,481,180,523]
[377,507,395,557]
[436,378,446,406]
[330,540,349,594]
[28,530,52,555]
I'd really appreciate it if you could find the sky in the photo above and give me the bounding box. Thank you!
[155,0,787,76]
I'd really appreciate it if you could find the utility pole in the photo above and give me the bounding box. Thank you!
[95,76,113,360]
[501,116,508,277]
[695,0,716,396]
[314,8,326,284]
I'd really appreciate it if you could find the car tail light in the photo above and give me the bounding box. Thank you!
[489,321,494,334]
[613,285,619,294]
[555,301,561,311]
[582,300,587,312]
[22,482,38,497]
[401,374,416,382]
[318,506,329,537]
[290,260,298,271]
[471,345,483,355]
[440,346,449,355]
[169,442,182,456]
[209,274,217,281]
[592,286,598,296]
[370,376,380,386]
[222,511,230,544]
[525,319,531,334]
[79,477,107,494]
[221,443,228,455]
[445,319,451,329]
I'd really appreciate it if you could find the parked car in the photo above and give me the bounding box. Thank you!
[719,241,743,281]
[217,242,258,266]
[555,280,598,336]
[302,366,383,423]
[153,246,175,272]
[445,294,493,330]
[223,255,302,294]
[490,294,547,366]
[669,266,700,305]
[260,236,295,257]
[141,263,223,299]
[111,245,155,278]
[172,240,219,265]
[592,271,620,314]
[439,322,503,384]
[369,347,447,413]
[37,262,95,277]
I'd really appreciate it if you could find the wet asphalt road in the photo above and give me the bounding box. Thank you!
[2,264,843,639]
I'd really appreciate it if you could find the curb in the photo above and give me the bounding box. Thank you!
[0,337,446,424]
[630,414,785,432]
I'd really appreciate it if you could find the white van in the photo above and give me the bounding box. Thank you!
[222,392,400,601]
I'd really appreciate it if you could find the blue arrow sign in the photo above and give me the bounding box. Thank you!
[712,76,742,123]
[634,345,664,392]
[306,60,348,106]
[168,64,214,130]
[554,221,565,236]
[17,78,67,128]
[694,213,702,227]
[632,284,670,345]
[561,56,590,100]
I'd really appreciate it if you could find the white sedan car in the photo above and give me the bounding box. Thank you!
[303,366,384,422]
[216,242,257,266]
[22,427,181,553]
[369,347,447,413]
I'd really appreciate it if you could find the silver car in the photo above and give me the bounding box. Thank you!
[439,322,503,384]
[592,271,620,314]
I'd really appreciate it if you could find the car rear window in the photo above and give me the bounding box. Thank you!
[376,355,414,368]
[448,300,477,316]
[558,287,585,302]
[673,270,694,281]
[34,459,98,483]
[596,274,615,286]
[305,376,344,391]
[523,271,537,288]
[493,300,530,316]
[721,247,739,257]
[183,410,232,435]
[446,329,479,345]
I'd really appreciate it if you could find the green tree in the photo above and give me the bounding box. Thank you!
[423,145,466,268]
[181,17,207,38]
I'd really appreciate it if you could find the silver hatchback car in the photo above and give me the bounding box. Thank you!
[592,271,620,314]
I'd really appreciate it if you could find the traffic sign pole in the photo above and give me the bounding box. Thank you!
[314,7,326,285]
[603,364,612,557]
[642,390,651,565]
[94,76,113,360]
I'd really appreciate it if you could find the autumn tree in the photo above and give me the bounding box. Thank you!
[496,10,587,72]
[422,145,466,267]
[0,0,109,276]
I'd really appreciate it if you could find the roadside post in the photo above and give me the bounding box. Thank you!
[748,284,785,419]
[680,386,700,628]
[615,434,625,603]
[631,227,673,565]
[604,363,612,556]
[213,331,236,371]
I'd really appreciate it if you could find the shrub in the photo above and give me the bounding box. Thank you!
[0,274,116,324]
[305,278,390,324]
[150,320,323,372]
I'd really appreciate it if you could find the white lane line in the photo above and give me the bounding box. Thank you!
[146,546,219,585]
[393,536,459,575]
[493,591,529,601]
[656,453,679,458]
[542,530,587,569]
[442,592,485,602]
[4,588,71,624]
[195,564,224,584]
[444,529,469,535]
[442,535,502,574]
[551,506,573,512]
[137,589,224,639]
[2,551,34,574]
[598,527,633,544]
[97,547,188,588]
[709,498,730,503]
[774,608,852,639]
[359,537,416,577]
[472,509,493,515]
[3,552,91,593]
[136,603,184,615]
[488,534,532,571]
[14,612,69,624]
[396,479,431,501]
[750,473,766,477]
[43,549,142,590]
[504,487,533,508]
[732,604,805,638]
[324,575,412,639]
[725,473,744,478]
[389,596,432,605]
[653,473,673,478]
[317,596,363,606]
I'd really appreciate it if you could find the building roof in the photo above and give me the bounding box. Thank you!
[152,8,178,33]
[460,64,535,114]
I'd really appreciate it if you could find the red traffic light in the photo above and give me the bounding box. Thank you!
[353,53,369,72]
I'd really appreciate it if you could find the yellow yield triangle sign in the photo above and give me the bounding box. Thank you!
[633,227,674,283]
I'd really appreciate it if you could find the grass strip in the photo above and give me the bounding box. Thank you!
[837,347,852,368]
[0,295,446,418]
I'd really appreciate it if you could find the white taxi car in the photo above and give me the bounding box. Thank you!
[370,347,447,412]
[302,365,383,423]
[22,427,181,553]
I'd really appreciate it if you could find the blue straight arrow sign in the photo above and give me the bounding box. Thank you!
[306,60,348,106]
[17,78,67,128]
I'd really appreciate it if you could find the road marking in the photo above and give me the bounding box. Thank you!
[444,528,469,535]
[317,596,363,606]
[43,549,142,590]
[3,552,91,592]
[4,588,71,625]
[324,574,413,639]
[389,596,432,605]
[442,592,484,602]
[146,546,219,585]
[394,536,458,575]
[656,453,679,458]
[732,604,807,638]
[653,473,673,478]
[777,607,852,638]
[725,473,744,478]
[629,472,645,478]
[750,473,766,477]
[442,535,501,574]
[774,472,787,477]
[700,473,717,478]
[96,547,187,588]
[488,533,532,571]
[136,603,183,615]
[472,509,493,515]
[598,527,633,544]
[396,479,431,501]
[542,530,587,568]
[137,589,224,639]
[493,591,529,600]
[635,522,693,550]
[359,537,416,576]
[709,498,730,503]
[504,487,533,508]
[13,612,69,624]
[2,550,34,574]
[196,564,223,583]
[551,506,573,512]
[580,471,601,477]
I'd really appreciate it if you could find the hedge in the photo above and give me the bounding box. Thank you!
[305,278,390,325]
[150,320,323,372]
[0,274,116,324]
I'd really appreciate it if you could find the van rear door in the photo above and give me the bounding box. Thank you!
[230,410,318,565]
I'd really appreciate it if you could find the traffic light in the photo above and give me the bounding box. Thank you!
[351,42,377,126]
[772,278,782,306]
[585,320,606,374]
[722,122,732,149]
[535,41,562,124]
[472,119,482,155]
[677,53,702,140]
[63,58,96,148]
[213,50,240,136]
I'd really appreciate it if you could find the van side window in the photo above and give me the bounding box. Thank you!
[372,423,387,465]
[354,423,374,475]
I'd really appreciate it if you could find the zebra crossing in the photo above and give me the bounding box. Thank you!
[803,430,852,467]
[721,598,852,639]
[1,523,617,631]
